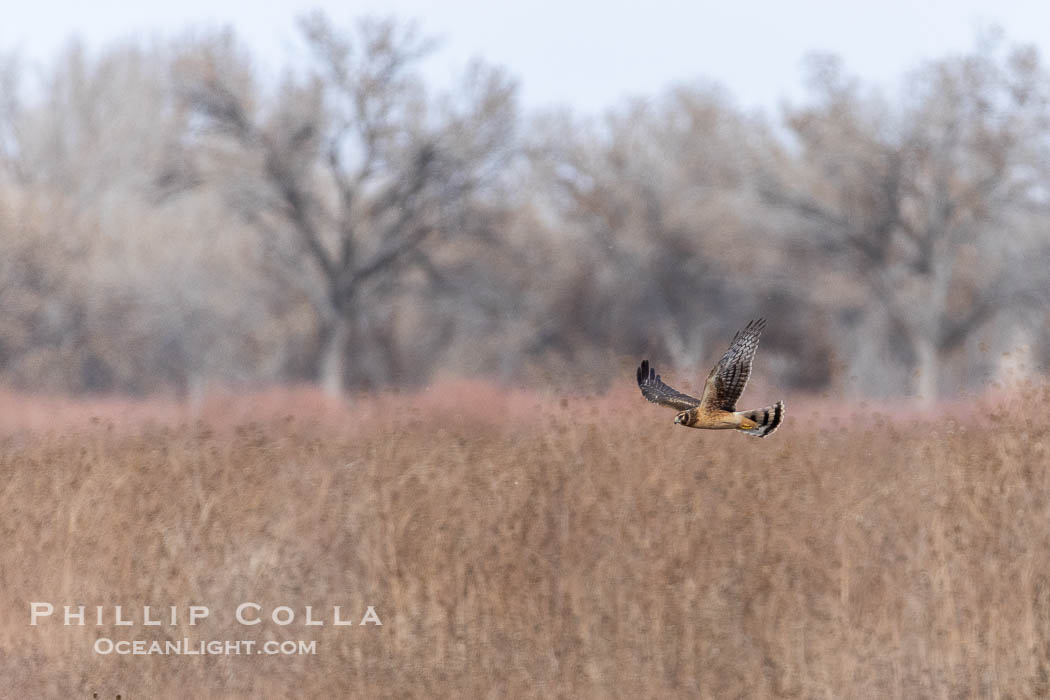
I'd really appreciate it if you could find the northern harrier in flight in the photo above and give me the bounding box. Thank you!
[637,319,784,437]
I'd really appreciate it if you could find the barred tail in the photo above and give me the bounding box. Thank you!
[739,400,785,438]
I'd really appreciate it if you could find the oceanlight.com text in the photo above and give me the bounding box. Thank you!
[93,638,317,656]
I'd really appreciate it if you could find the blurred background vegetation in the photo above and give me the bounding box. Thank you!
[1,12,1048,401]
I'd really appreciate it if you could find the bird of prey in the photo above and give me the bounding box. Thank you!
[636,319,784,437]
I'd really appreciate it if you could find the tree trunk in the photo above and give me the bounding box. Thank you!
[319,314,351,398]
[912,333,938,405]
[910,253,951,405]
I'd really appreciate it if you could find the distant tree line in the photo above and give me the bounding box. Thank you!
[0,16,1047,399]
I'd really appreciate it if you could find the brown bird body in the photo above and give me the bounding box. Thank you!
[637,319,785,437]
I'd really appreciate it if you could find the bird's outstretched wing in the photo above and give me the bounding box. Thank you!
[700,318,766,412]
[637,359,701,412]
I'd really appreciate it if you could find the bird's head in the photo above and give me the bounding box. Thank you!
[674,412,690,427]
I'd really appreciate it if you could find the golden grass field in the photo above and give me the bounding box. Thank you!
[2,380,1049,698]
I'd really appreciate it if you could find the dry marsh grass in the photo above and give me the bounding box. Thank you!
[2,382,1049,697]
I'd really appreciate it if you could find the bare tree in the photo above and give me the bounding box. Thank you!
[762,43,1050,399]
[528,86,816,383]
[175,14,518,396]
[0,40,282,395]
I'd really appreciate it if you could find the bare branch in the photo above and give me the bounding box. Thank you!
[263,146,337,282]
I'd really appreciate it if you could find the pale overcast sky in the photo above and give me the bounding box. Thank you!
[3,0,1049,114]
